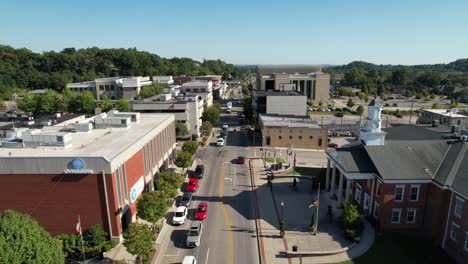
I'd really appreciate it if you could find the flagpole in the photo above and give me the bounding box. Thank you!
[316,183,320,235]
[78,215,86,263]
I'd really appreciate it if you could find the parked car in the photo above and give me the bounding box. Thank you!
[180,192,193,207]
[182,256,197,264]
[335,112,344,117]
[393,103,398,107]
[186,221,204,247]
[195,202,208,220]
[194,164,204,179]
[217,138,225,146]
[186,178,199,192]
[223,123,228,129]
[237,156,245,164]
[334,108,342,112]
[173,206,188,225]
[384,103,390,107]
[327,143,339,148]
[343,107,351,112]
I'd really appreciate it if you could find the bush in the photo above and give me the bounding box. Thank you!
[340,203,362,240]
[137,191,169,223]
[83,224,108,247]
[356,105,365,115]
[201,121,213,137]
[156,171,184,197]
[175,122,189,138]
[182,141,198,155]
[175,151,193,168]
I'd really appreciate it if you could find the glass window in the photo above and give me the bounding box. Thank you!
[465,233,468,250]
[299,136,302,139]
[279,136,282,139]
[318,137,322,146]
[454,197,464,218]
[115,170,122,207]
[395,185,404,202]
[289,136,293,139]
[122,164,128,200]
[391,209,401,224]
[410,185,420,201]
[355,183,362,203]
[406,209,416,223]
[376,181,381,197]
[451,222,459,241]
[57,136,63,142]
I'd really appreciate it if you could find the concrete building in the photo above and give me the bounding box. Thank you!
[152,76,174,85]
[179,81,213,107]
[325,100,468,263]
[0,111,176,241]
[259,114,328,150]
[67,76,152,100]
[252,90,308,118]
[256,65,330,104]
[418,109,468,128]
[133,94,204,138]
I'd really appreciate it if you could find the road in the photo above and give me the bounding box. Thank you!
[156,86,260,264]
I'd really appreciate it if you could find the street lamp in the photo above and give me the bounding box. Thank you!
[280,202,284,225]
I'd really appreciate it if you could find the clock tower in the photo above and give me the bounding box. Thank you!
[359,99,386,145]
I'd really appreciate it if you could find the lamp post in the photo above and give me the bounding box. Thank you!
[280,202,284,225]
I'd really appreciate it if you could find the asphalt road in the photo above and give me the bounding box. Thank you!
[157,86,260,264]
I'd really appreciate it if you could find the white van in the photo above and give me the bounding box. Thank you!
[182,256,197,264]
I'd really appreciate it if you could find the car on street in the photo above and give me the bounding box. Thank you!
[173,206,188,225]
[334,108,342,112]
[186,221,204,247]
[182,256,197,264]
[223,123,228,129]
[393,103,399,107]
[237,156,245,164]
[194,164,204,179]
[335,112,344,117]
[180,192,192,207]
[217,138,225,146]
[186,178,199,192]
[327,143,339,148]
[195,202,208,220]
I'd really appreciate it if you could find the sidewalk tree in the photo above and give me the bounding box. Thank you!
[182,140,198,155]
[139,83,164,99]
[346,99,355,108]
[201,105,220,125]
[201,121,213,137]
[137,191,169,223]
[117,97,131,112]
[0,210,64,263]
[340,203,362,240]
[175,151,193,168]
[83,224,108,247]
[123,223,154,264]
[356,105,365,115]
[101,95,113,112]
[175,122,189,137]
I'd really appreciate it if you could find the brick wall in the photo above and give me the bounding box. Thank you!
[423,184,451,244]
[443,193,468,264]
[262,126,328,150]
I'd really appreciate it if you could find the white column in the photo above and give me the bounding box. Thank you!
[344,179,352,205]
[325,160,331,191]
[369,177,376,215]
[330,164,337,195]
[337,173,344,206]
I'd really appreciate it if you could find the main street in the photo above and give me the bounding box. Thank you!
[156,86,261,264]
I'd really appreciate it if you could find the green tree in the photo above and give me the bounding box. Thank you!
[200,121,213,137]
[174,151,193,168]
[357,92,368,101]
[101,95,113,112]
[182,140,198,155]
[432,103,442,109]
[0,210,64,263]
[137,191,169,224]
[123,223,154,264]
[56,233,80,259]
[201,105,220,125]
[156,171,184,198]
[83,224,108,247]
[62,88,76,113]
[117,97,131,112]
[339,88,354,97]
[17,93,38,113]
[175,122,189,138]
[0,101,6,112]
[41,89,64,113]
[139,83,164,99]
[77,91,96,115]
[242,97,254,124]
[340,203,361,240]
[450,98,459,108]
[356,105,365,115]
[404,90,414,98]
[391,68,409,86]
[346,99,355,108]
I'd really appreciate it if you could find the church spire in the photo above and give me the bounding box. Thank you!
[359,99,387,145]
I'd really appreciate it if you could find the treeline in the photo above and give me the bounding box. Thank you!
[325,60,468,96]
[0,45,251,100]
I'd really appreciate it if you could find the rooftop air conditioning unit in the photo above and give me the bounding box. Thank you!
[461,135,468,142]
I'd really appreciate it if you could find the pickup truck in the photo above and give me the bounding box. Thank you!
[186,221,203,247]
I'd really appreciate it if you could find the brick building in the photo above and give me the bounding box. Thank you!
[0,111,176,241]
[325,100,468,263]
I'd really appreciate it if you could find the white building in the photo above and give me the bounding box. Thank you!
[180,81,213,107]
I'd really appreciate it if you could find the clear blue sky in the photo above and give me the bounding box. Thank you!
[1,0,467,65]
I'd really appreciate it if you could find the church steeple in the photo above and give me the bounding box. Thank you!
[359,99,386,145]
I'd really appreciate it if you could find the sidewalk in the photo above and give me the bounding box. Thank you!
[251,159,374,264]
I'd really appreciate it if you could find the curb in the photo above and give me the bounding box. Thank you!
[285,242,357,257]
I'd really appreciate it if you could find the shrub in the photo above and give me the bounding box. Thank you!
[83,224,108,247]
[175,151,193,168]
[182,140,198,155]
[137,191,169,223]
[175,122,189,138]
[340,203,362,240]
[201,121,213,137]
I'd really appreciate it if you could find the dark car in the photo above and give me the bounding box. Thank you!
[194,164,204,179]
[180,192,193,207]
[384,103,390,107]
[327,143,339,148]
[335,112,344,117]
[342,107,351,112]
[334,108,342,112]
[393,103,398,107]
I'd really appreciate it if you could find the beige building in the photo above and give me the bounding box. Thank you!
[256,65,330,104]
[418,109,468,128]
[259,114,328,150]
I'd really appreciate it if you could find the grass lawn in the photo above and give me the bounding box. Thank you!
[265,157,285,163]
[308,111,358,116]
[340,233,454,264]
[286,167,324,176]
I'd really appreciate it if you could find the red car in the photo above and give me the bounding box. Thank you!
[195,202,208,220]
[238,156,245,164]
[327,143,339,148]
[186,178,199,192]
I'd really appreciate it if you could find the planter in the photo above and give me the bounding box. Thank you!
[311,224,317,235]
[280,230,285,238]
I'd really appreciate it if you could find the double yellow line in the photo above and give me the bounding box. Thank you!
[218,161,234,264]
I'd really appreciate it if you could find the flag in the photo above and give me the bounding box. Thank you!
[309,192,319,208]
[75,219,82,234]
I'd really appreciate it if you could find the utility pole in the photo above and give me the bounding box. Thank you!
[409,97,414,124]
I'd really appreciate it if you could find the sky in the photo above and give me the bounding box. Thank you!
[1,0,468,65]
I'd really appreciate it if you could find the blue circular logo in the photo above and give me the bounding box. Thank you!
[71,158,85,170]
[131,189,137,201]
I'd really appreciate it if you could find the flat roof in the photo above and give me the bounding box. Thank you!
[422,109,468,118]
[0,113,173,161]
[260,114,321,128]
[253,90,304,96]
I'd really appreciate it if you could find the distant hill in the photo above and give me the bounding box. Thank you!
[326,59,468,73]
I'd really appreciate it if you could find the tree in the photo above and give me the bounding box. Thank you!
[62,88,76,113]
[340,203,361,240]
[338,88,354,97]
[41,89,64,113]
[432,103,442,109]
[174,151,193,168]
[123,223,154,263]
[139,83,164,99]
[117,97,131,112]
[175,122,189,138]
[356,105,365,115]
[404,90,414,98]
[357,92,368,101]
[242,97,254,124]
[155,171,184,198]
[17,93,38,113]
[201,105,220,125]
[200,121,213,137]
[56,233,81,259]
[77,91,96,115]
[83,224,108,247]
[137,191,169,224]
[0,210,64,263]
[346,99,354,108]
[182,140,198,155]
[101,95,113,112]
[391,68,409,86]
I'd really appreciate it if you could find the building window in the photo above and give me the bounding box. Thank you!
[99,85,104,91]
[391,208,401,224]
[299,136,302,139]
[355,183,362,204]
[122,164,129,201]
[266,136,271,145]
[394,185,405,202]
[57,136,63,142]
[318,137,322,146]
[279,136,282,140]
[451,222,460,241]
[406,209,416,224]
[373,202,379,218]
[289,136,293,139]
[376,181,381,197]
[454,197,464,218]
[409,185,420,201]
[310,136,313,139]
